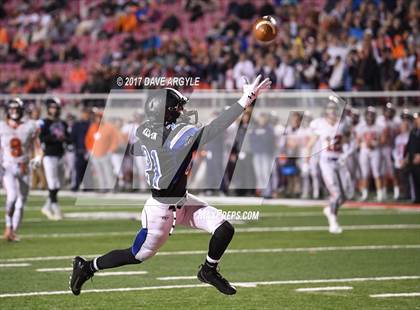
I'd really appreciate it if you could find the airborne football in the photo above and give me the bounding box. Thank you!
[0,1,419,310]
[253,15,278,42]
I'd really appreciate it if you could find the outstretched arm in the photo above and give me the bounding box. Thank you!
[196,75,271,146]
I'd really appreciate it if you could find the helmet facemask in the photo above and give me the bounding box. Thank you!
[6,99,24,121]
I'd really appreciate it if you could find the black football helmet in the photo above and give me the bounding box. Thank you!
[45,97,62,118]
[5,98,24,121]
[145,88,197,126]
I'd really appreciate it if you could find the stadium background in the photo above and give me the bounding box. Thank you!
[0,1,420,309]
[0,0,419,200]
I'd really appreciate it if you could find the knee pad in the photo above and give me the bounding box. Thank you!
[132,228,155,262]
[214,221,235,240]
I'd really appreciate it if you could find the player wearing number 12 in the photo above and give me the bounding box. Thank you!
[0,98,42,241]
[70,75,271,296]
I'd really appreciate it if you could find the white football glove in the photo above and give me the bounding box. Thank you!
[30,155,42,169]
[238,74,272,108]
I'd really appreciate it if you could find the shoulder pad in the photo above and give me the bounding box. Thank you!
[169,124,199,150]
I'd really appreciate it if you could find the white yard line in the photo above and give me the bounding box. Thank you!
[1,244,419,263]
[260,210,420,217]
[157,276,197,281]
[370,292,420,298]
[0,263,31,268]
[0,276,419,298]
[16,224,420,239]
[2,209,417,223]
[296,286,353,292]
[36,268,72,272]
[96,271,147,277]
[1,210,415,224]
[0,219,44,223]
[36,268,147,276]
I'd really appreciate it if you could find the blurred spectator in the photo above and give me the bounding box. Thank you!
[36,41,59,63]
[328,56,345,91]
[69,62,88,91]
[233,53,255,89]
[0,0,419,94]
[61,43,84,62]
[277,53,296,89]
[161,14,180,32]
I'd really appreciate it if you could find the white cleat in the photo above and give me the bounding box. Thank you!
[359,191,368,201]
[41,207,55,220]
[53,213,63,221]
[393,187,400,200]
[377,191,384,202]
[329,224,343,234]
[323,207,343,234]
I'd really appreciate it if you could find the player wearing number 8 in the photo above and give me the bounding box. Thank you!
[0,98,41,241]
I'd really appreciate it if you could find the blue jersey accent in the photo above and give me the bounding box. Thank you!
[131,228,148,256]
[170,127,199,151]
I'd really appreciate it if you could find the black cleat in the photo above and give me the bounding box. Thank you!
[197,264,236,295]
[69,256,94,296]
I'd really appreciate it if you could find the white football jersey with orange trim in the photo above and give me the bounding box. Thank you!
[0,120,38,167]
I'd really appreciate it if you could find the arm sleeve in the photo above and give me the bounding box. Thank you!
[168,102,245,153]
[195,102,244,146]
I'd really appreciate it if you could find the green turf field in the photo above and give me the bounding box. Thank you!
[0,195,419,309]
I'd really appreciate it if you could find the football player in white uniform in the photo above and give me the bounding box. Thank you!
[377,103,400,199]
[306,100,352,234]
[355,107,384,201]
[0,98,41,241]
[392,111,412,200]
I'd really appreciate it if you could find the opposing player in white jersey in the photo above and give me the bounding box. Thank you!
[306,100,352,234]
[355,107,384,201]
[346,108,361,188]
[377,103,400,199]
[0,98,42,241]
[392,111,412,200]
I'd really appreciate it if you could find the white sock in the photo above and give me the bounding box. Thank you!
[51,203,62,216]
[12,208,23,232]
[93,258,99,271]
[5,214,12,229]
[361,189,368,198]
[43,198,51,210]
[206,255,219,264]
[382,187,387,199]
[377,190,383,201]
[394,186,400,199]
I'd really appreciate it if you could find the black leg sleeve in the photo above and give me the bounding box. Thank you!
[96,248,141,270]
[208,221,235,261]
[49,189,58,203]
